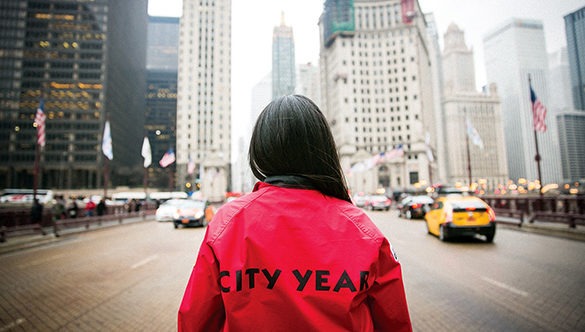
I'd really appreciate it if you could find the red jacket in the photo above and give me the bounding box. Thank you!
[178,182,412,331]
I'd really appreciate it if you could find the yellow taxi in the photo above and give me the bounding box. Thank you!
[424,195,496,242]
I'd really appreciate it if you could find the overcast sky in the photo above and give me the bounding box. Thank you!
[148,0,584,159]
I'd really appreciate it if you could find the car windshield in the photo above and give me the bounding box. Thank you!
[411,196,433,203]
[450,199,487,211]
[370,195,387,201]
[161,199,184,207]
[178,200,206,209]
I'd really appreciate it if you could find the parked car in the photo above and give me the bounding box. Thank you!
[399,195,434,219]
[424,195,496,242]
[352,192,369,208]
[367,195,392,211]
[173,199,214,228]
[155,199,185,222]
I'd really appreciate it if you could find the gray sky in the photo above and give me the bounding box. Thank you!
[148,0,584,159]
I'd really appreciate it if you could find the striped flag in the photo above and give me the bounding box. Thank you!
[529,84,547,132]
[159,149,176,168]
[34,100,46,147]
[102,120,113,160]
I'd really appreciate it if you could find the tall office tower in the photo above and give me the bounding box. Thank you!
[556,112,585,182]
[319,0,436,194]
[564,6,585,110]
[272,13,296,99]
[549,47,585,182]
[483,18,562,185]
[424,13,446,185]
[145,16,179,189]
[548,48,573,111]
[177,0,231,202]
[0,0,148,190]
[297,62,322,108]
[441,24,508,192]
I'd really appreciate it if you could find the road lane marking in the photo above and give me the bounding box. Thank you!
[131,254,158,269]
[0,318,25,332]
[481,276,529,297]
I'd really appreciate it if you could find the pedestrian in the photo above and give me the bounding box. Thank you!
[52,196,66,220]
[85,199,96,217]
[97,198,107,216]
[178,95,412,331]
[30,198,43,224]
[67,198,78,218]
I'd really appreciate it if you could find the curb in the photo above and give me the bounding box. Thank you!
[0,215,155,256]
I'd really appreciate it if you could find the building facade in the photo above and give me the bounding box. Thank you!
[176,0,231,202]
[296,62,322,108]
[145,16,179,190]
[319,0,436,194]
[564,6,585,110]
[0,0,148,190]
[272,13,296,99]
[556,112,585,182]
[441,24,508,192]
[483,18,562,185]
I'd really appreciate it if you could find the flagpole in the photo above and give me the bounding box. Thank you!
[33,137,40,202]
[528,75,543,197]
[464,108,472,186]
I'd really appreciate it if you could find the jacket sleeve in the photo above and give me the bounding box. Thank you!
[368,238,412,332]
[178,238,225,331]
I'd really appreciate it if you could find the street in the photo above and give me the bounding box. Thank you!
[1,210,584,331]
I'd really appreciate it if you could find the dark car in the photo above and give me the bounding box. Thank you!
[173,200,213,228]
[399,195,434,219]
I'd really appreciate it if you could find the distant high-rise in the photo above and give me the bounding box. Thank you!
[483,18,562,185]
[564,6,585,110]
[319,0,436,193]
[272,13,296,99]
[177,0,231,201]
[0,0,148,189]
[145,16,179,189]
[442,24,508,191]
[556,112,585,181]
[296,63,321,108]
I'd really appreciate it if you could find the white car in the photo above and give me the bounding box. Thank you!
[155,199,185,222]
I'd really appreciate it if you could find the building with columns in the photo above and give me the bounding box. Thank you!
[319,0,436,195]
[441,24,508,192]
[176,0,231,201]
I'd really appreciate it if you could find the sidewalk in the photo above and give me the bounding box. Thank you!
[0,214,155,255]
[496,216,585,242]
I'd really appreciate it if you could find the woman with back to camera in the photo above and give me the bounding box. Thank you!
[178,95,412,331]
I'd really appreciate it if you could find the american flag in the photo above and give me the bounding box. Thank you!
[34,100,46,147]
[530,84,547,132]
[159,149,176,168]
[187,156,195,175]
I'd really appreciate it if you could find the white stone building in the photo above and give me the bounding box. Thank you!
[441,23,508,192]
[176,0,231,202]
[319,0,436,195]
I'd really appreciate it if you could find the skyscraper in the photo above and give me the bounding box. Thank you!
[319,0,436,194]
[145,16,179,189]
[483,18,562,185]
[564,6,585,110]
[297,62,322,108]
[441,24,508,191]
[0,0,148,189]
[272,13,296,99]
[176,0,231,201]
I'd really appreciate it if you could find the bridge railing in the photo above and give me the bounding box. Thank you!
[481,195,585,228]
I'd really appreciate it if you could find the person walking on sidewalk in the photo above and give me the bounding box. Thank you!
[178,95,412,331]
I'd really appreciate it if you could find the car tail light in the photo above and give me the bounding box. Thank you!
[445,209,453,222]
[487,206,496,222]
[412,203,421,209]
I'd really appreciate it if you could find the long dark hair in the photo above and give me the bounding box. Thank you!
[249,95,351,203]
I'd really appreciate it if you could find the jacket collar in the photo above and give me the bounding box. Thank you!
[254,175,315,191]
